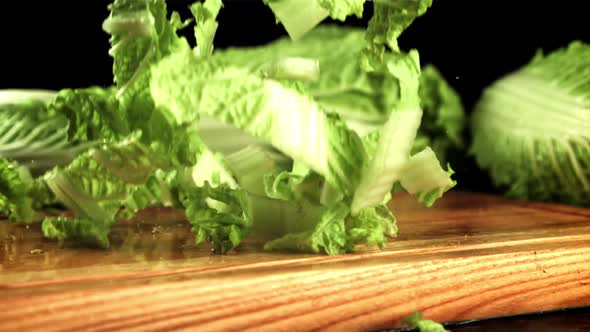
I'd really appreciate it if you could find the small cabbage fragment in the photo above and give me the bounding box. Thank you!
[0,159,35,222]
[363,0,433,66]
[262,0,362,40]
[399,147,456,207]
[263,202,350,254]
[171,170,252,253]
[351,50,423,213]
[416,65,466,165]
[190,0,223,57]
[42,216,111,249]
[404,312,449,332]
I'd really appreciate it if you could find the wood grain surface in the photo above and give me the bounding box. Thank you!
[0,191,589,332]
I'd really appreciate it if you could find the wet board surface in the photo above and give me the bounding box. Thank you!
[0,191,589,332]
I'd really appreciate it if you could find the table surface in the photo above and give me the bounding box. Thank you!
[1,191,589,332]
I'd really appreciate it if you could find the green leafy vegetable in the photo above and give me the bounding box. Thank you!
[0,87,131,175]
[42,216,111,248]
[198,115,265,154]
[51,87,128,144]
[0,97,65,173]
[404,311,449,332]
[400,147,456,207]
[317,0,364,21]
[416,65,465,165]
[225,144,291,196]
[214,26,392,136]
[346,204,397,249]
[0,159,35,222]
[150,49,367,196]
[363,0,433,65]
[349,50,455,214]
[172,171,252,253]
[40,138,150,247]
[263,202,350,254]
[471,41,590,206]
[102,0,192,143]
[0,99,73,174]
[262,0,327,40]
[1,0,457,254]
[214,26,465,165]
[261,57,320,82]
[351,50,424,213]
[0,90,55,105]
[38,131,227,249]
[190,0,223,57]
[102,0,190,97]
[101,0,256,252]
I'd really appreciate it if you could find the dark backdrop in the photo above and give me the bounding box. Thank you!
[0,0,588,193]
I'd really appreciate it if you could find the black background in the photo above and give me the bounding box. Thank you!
[0,0,588,192]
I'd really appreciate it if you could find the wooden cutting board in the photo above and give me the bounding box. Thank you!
[0,191,589,332]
